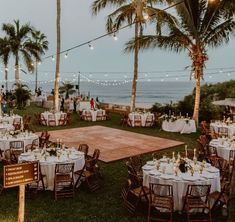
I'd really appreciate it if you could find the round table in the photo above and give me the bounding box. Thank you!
[209,138,235,160]
[0,114,22,125]
[162,119,196,134]
[19,148,85,190]
[143,159,220,211]
[0,132,38,151]
[41,111,66,126]
[82,109,106,121]
[128,112,155,127]
[0,123,14,132]
[210,122,235,138]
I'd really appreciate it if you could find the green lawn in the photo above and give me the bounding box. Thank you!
[0,103,227,222]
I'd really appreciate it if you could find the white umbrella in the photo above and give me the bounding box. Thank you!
[212,98,235,107]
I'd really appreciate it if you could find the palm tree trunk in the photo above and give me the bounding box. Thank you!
[54,0,61,112]
[4,64,8,92]
[130,21,139,112]
[192,73,201,126]
[35,60,38,93]
[15,55,20,86]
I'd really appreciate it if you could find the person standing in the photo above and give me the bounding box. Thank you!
[60,97,64,112]
[96,96,100,109]
[90,98,95,109]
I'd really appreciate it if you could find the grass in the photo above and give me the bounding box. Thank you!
[0,103,227,222]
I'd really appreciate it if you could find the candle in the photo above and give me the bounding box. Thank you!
[169,110,171,116]
[173,112,174,116]
[185,145,188,157]
[186,113,188,118]
[172,151,175,159]
[180,112,181,117]
[193,148,196,157]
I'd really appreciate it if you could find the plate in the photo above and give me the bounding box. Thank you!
[146,161,155,166]
[181,175,198,181]
[142,165,154,171]
[207,168,219,173]
[21,153,31,157]
[160,174,174,180]
[149,170,161,176]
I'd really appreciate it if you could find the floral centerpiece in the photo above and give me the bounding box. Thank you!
[9,130,21,137]
[178,159,188,173]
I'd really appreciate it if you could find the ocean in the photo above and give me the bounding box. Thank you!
[30,81,195,108]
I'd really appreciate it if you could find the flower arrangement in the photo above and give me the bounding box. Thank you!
[159,114,177,122]
[178,159,188,173]
[9,130,21,137]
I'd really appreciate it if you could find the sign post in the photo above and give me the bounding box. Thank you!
[3,162,39,222]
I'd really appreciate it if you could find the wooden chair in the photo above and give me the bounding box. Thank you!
[104,110,110,120]
[133,115,142,127]
[209,181,230,213]
[54,163,75,200]
[75,149,101,191]
[48,114,56,126]
[84,111,92,121]
[25,138,39,152]
[24,161,46,196]
[23,116,31,131]
[40,114,47,126]
[77,144,89,159]
[66,112,72,124]
[58,113,67,126]
[154,112,161,127]
[96,110,104,121]
[207,145,223,168]
[183,184,211,222]
[39,131,50,148]
[129,155,143,176]
[145,115,154,127]
[218,127,229,137]
[13,118,22,130]
[9,141,24,163]
[123,171,149,214]
[120,113,130,127]
[147,183,174,222]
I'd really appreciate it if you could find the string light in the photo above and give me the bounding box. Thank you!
[113,33,118,41]
[51,56,55,61]
[88,43,94,50]
[64,52,68,59]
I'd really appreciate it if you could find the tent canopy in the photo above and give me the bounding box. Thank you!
[212,98,235,107]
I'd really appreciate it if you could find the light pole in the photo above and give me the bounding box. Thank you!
[77,72,80,96]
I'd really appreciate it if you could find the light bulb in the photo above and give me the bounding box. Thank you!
[88,43,94,50]
[113,33,118,41]
[64,53,68,58]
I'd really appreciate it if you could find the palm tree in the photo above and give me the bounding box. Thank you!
[12,84,31,109]
[125,0,235,124]
[92,0,175,112]
[0,37,11,92]
[31,31,49,93]
[2,20,41,86]
[59,82,76,99]
[54,0,61,112]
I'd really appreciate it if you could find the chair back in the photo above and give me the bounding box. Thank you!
[186,184,211,200]
[78,144,89,157]
[48,114,55,121]
[55,163,74,176]
[129,155,142,174]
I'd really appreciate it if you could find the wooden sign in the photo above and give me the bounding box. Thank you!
[3,162,39,188]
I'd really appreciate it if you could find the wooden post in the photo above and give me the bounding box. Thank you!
[18,185,25,222]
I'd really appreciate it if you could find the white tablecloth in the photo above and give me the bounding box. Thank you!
[19,149,85,190]
[0,114,22,125]
[82,109,106,121]
[0,123,14,132]
[128,112,155,127]
[210,122,235,138]
[41,111,66,126]
[79,102,90,111]
[209,139,235,160]
[0,133,38,151]
[143,160,220,211]
[162,119,196,134]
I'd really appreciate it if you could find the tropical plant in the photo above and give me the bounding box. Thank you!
[11,84,31,109]
[125,0,235,124]
[31,30,49,92]
[54,0,61,112]
[2,20,41,86]
[92,0,175,112]
[0,37,11,92]
[59,82,76,99]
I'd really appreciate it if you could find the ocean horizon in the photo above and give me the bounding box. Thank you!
[27,81,196,108]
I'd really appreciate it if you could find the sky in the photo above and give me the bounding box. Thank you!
[0,0,234,85]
